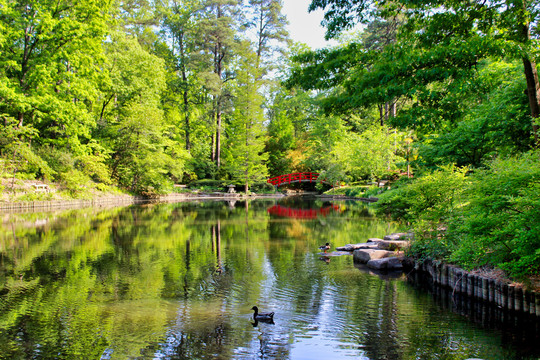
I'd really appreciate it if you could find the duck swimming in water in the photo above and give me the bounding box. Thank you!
[251,306,274,322]
[318,243,331,253]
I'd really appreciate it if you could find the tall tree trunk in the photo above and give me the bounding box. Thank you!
[179,32,191,151]
[216,99,222,170]
[245,118,250,194]
[211,98,216,164]
[183,89,190,151]
[214,4,224,170]
[256,2,264,68]
[522,57,540,146]
[519,1,540,146]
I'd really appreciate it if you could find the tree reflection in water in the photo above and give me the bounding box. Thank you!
[0,199,537,359]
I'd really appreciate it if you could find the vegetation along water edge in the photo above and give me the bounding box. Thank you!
[1,0,539,308]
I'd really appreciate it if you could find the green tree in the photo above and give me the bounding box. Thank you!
[265,87,296,176]
[247,0,289,72]
[160,0,203,153]
[225,42,268,193]
[98,32,189,193]
[419,60,532,168]
[333,124,404,181]
[308,0,540,145]
[0,0,111,178]
[196,0,242,172]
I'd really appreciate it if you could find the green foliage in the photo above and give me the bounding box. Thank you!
[376,165,468,222]
[419,61,533,168]
[449,151,540,280]
[249,182,275,193]
[58,169,92,197]
[0,0,110,150]
[325,184,370,197]
[375,165,469,263]
[363,185,382,198]
[266,86,297,176]
[189,179,228,191]
[376,152,540,280]
[36,146,75,178]
[333,124,406,181]
[224,41,269,192]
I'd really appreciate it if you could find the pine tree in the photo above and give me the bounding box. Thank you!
[225,41,268,193]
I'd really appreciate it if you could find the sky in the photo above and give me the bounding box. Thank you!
[281,0,337,49]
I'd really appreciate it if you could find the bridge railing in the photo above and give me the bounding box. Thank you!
[267,172,322,187]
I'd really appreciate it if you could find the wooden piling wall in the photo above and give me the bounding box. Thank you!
[410,261,538,317]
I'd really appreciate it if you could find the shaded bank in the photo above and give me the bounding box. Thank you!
[403,259,540,318]
[406,270,540,358]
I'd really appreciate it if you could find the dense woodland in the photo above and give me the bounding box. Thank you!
[1,0,539,279]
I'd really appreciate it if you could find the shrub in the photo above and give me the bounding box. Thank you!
[375,166,468,263]
[250,182,275,193]
[58,169,92,198]
[189,179,228,191]
[449,151,540,280]
[343,185,366,197]
[37,146,74,179]
[375,165,468,223]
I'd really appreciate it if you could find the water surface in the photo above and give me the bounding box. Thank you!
[0,198,537,359]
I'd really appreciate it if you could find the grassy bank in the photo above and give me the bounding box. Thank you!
[324,183,384,198]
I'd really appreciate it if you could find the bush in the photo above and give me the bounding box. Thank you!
[375,166,468,264]
[363,185,383,198]
[448,151,540,280]
[250,182,275,193]
[58,169,92,198]
[324,184,370,197]
[375,165,468,223]
[189,179,228,191]
[37,146,74,179]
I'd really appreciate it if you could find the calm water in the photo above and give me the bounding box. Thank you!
[0,198,538,360]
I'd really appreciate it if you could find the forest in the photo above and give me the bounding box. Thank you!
[1,0,539,280]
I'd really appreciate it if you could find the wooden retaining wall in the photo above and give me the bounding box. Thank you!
[411,260,539,317]
[407,271,540,340]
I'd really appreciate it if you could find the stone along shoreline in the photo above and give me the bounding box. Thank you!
[335,233,539,317]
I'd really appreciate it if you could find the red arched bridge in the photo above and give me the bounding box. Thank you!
[267,172,335,187]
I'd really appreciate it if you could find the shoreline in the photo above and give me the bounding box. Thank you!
[0,192,289,212]
[0,192,379,213]
[341,233,539,318]
[403,258,540,317]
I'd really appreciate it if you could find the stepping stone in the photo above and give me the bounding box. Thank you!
[336,243,378,252]
[353,249,393,263]
[377,240,410,251]
[367,257,403,270]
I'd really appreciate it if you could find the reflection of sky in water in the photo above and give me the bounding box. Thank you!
[0,199,538,359]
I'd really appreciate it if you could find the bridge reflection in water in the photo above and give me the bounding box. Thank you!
[267,204,340,219]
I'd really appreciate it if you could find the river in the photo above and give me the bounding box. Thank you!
[0,197,538,359]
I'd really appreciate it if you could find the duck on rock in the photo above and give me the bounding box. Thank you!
[318,243,331,253]
[251,306,274,322]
